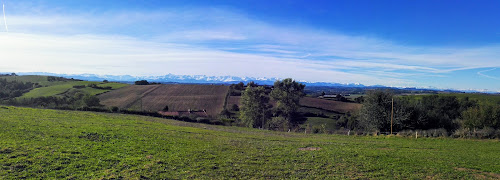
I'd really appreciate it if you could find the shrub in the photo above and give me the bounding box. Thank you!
[135,80,149,85]
[219,118,236,126]
[196,117,211,124]
[430,128,448,137]
[397,130,414,137]
[83,95,101,107]
[475,127,495,139]
[230,91,241,96]
[230,104,239,111]
[220,109,231,118]
[453,127,496,139]
[453,128,472,138]
[494,129,500,139]
[311,124,327,134]
[111,106,119,112]
[267,116,289,131]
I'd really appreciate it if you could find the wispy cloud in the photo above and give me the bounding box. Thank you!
[1,4,500,89]
[477,68,500,80]
[2,3,8,32]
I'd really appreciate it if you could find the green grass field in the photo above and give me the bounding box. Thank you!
[2,75,128,99]
[304,117,338,132]
[1,75,57,86]
[19,81,128,99]
[345,94,365,101]
[1,106,499,179]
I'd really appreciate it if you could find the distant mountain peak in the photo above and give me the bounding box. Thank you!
[9,72,498,93]
[13,72,369,87]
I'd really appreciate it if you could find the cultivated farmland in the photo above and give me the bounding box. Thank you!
[98,84,229,116]
[299,97,362,113]
[227,96,241,107]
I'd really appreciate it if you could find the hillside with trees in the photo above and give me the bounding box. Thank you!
[0,75,127,110]
[346,90,500,138]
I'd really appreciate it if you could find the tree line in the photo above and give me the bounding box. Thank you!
[4,92,102,109]
[0,78,41,100]
[348,90,500,138]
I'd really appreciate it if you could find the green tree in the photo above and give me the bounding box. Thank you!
[220,109,231,118]
[419,95,462,131]
[358,90,393,131]
[462,104,500,130]
[247,81,258,87]
[270,78,306,128]
[235,82,245,90]
[230,104,239,111]
[354,96,365,103]
[358,90,411,132]
[239,85,270,128]
[135,80,149,85]
[83,95,101,107]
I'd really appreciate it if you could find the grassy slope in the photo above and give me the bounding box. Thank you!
[20,81,128,98]
[2,75,128,99]
[304,117,338,131]
[1,107,499,179]
[1,76,55,86]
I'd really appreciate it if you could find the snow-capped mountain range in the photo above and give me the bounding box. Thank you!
[13,72,368,87]
[7,72,499,93]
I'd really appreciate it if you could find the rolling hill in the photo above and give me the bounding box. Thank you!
[1,75,129,99]
[98,84,230,117]
[1,106,499,179]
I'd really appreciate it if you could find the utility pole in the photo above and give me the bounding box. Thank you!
[391,98,394,135]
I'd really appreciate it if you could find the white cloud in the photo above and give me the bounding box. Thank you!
[1,33,398,85]
[1,5,500,89]
[477,68,500,80]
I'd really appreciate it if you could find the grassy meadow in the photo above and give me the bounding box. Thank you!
[303,117,338,132]
[2,75,128,99]
[1,106,499,179]
[1,75,58,86]
[20,82,127,98]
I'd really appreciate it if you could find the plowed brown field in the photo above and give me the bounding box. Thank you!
[98,84,229,116]
[227,96,361,114]
[299,97,361,113]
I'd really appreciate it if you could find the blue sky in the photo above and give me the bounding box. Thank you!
[1,0,499,91]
